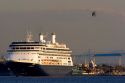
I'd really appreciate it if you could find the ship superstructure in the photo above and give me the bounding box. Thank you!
[6,32,73,76]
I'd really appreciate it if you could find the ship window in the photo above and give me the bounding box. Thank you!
[32,53,35,54]
[20,47,24,49]
[50,57,53,59]
[31,47,34,49]
[12,47,15,49]
[64,63,67,65]
[68,58,70,60]
[68,61,71,63]
[16,47,19,49]
[35,47,39,49]
[27,47,30,49]
[23,47,26,49]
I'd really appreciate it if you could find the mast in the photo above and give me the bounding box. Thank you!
[26,32,33,42]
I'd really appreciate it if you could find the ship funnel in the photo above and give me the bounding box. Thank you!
[39,33,45,43]
[51,32,56,44]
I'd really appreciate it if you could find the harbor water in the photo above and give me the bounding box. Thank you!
[0,76,125,83]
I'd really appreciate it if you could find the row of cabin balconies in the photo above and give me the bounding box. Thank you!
[9,46,70,51]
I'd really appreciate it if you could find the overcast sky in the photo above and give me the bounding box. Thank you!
[0,0,124,12]
[0,0,125,55]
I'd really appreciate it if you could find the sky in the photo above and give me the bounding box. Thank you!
[0,0,124,12]
[0,0,125,56]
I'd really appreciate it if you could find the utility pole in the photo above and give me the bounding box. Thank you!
[118,55,122,66]
[88,49,96,63]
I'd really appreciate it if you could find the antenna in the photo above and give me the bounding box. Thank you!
[25,24,34,42]
[26,31,33,42]
[118,55,122,66]
[88,49,95,63]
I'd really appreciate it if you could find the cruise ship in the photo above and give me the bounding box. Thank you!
[6,32,74,76]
